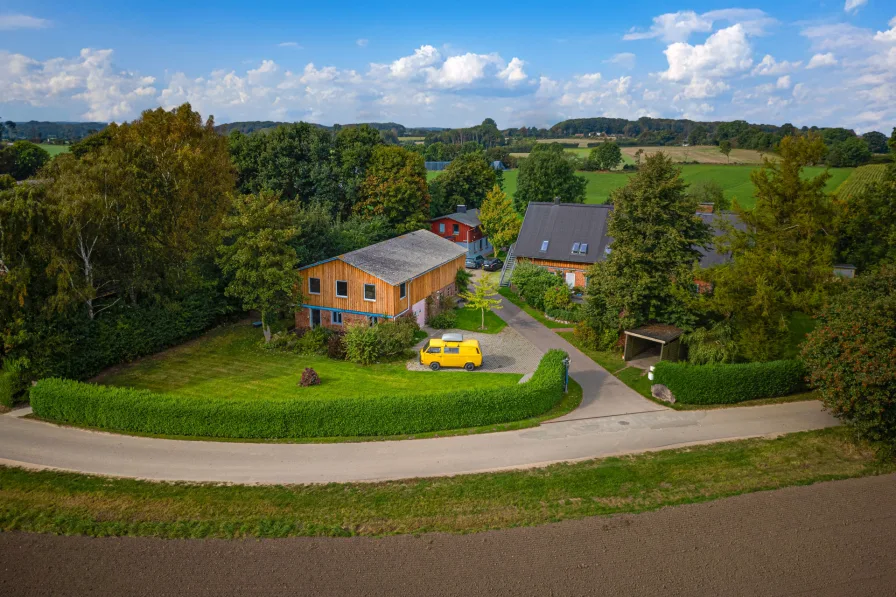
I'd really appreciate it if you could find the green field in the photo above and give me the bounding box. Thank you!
[835,164,889,198]
[431,165,854,209]
[97,323,521,401]
[38,144,70,156]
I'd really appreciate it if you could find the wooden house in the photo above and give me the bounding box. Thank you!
[296,230,465,329]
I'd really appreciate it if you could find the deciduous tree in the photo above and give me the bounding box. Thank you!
[514,150,587,214]
[434,153,497,214]
[461,274,502,330]
[0,141,50,180]
[478,185,520,250]
[719,140,732,163]
[217,191,300,342]
[587,142,622,171]
[355,145,430,233]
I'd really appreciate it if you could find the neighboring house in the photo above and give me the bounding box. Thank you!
[297,230,465,329]
[430,205,494,259]
[513,199,740,288]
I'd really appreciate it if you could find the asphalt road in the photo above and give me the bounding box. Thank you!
[3,474,895,596]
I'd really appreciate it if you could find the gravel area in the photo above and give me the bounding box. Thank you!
[408,326,544,374]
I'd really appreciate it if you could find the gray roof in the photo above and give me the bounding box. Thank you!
[516,202,741,269]
[625,324,684,343]
[337,230,465,285]
[431,208,481,228]
[515,202,612,265]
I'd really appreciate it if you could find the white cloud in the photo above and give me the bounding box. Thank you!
[277,42,301,48]
[776,75,791,89]
[751,54,802,75]
[844,0,867,14]
[388,45,441,79]
[801,23,872,50]
[427,52,501,88]
[497,57,527,86]
[356,38,369,48]
[661,25,753,99]
[873,18,896,43]
[624,8,775,42]
[0,14,51,30]
[605,52,636,69]
[572,73,602,88]
[807,53,838,69]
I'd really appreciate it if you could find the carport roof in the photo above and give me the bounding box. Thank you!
[624,324,684,344]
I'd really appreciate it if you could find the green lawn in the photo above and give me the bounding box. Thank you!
[98,323,521,401]
[1,427,886,539]
[430,165,853,209]
[557,331,625,372]
[499,287,571,329]
[38,143,70,156]
[453,307,507,334]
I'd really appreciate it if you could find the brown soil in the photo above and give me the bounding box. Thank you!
[3,474,895,596]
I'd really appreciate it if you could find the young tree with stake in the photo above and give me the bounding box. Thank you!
[461,274,503,331]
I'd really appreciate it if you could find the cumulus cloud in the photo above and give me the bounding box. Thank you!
[497,57,527,86]
[807,53,838,69]
[388,45,441,79]
[624,8,775,42]
[661,25,753,98]
[0,14,51,30]
[776,75,791,89]
[844,0,867,14]
[751,54,802,75]
[605,52,636,69]
[874,17,896,43]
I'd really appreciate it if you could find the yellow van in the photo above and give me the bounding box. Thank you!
[419,334,483,371]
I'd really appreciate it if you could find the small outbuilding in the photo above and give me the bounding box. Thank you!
[623,324,684,365]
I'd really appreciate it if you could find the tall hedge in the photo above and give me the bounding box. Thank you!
[31,350,569,439]
[654,360,806,404]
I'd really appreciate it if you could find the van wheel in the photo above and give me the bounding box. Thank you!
[430,362,440,371]
[464,362,475,371]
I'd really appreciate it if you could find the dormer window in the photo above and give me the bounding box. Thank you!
[540,240,549,252]
[571,242,580,254]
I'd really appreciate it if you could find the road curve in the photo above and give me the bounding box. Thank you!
[3,474,895,596]
[0,401,838,483]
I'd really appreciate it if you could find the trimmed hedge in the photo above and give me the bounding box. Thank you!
[654,360,807,405]
[0,371,17,407]
[30,350,569,439]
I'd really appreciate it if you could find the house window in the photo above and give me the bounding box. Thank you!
[335,280,348,298]
[571,242,580,254]
[399,282,407,299]
[309,277,321,294]
[478,239,483,250]
[364,284,376,302]
[453,224,459,235]
[331,311,343,325]
[540,240,549,252]
[439,222,445,233]
[368,316,379,326]
[580,243,589,254]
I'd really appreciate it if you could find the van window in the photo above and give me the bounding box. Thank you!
[427,346,441,354]
[444,346,460,354]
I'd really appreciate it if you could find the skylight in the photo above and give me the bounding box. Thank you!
[540,240,549,252]
[571,242,580,254]
[580,243,588,254]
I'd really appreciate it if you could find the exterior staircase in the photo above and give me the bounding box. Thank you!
[499,244,517,287]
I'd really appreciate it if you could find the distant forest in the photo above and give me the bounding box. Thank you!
[3,121,109,143]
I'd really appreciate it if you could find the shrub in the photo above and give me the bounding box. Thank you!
[545,307,581,323]
[263,331,299,351]
[343,324,381,365]
[0,358,29,407]
[683,321,737,365]
[326,331,347,360]
[511,262,561,311]
[30,350,570,439]
[295,327,329,355]
[654,360,806,405]
[455,269,473,294]
[544,285,572,311]
[801,266,896,443]
[378,318,419,358]
[427,311,457,329]
[299,368,321,387]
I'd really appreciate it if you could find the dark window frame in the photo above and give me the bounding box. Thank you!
[308,277,321,295]
[399,282,407,299]
[364,284,376,302]
[335,280,348,298]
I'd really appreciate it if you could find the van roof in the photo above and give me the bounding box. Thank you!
[427,338,480,348]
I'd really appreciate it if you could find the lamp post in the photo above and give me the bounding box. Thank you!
[562,356,571,392]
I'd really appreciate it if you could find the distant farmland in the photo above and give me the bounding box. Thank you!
[429,164,853,209]
[621,145,772,165]
[39,144,70,157]
[834,164,889,198]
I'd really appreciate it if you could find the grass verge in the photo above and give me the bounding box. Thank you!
[0,428,888,539]
[499,287,570,329]
[453,307,507,334]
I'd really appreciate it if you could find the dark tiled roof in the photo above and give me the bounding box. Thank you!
[515,202,741,268]
[323,230,465,286]
[515,202,612,264]
[431,209,481,228]
[624,324,684,343]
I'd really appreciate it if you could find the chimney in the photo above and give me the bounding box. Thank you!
[457,205,467,213]
[553,196,561,205]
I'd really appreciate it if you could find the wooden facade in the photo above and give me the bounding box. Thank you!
[521,257,591,288]
[299,254,465,320]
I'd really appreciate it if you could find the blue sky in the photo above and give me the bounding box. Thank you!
[1,1,895,132]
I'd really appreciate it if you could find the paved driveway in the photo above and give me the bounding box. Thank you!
[407,326,543,374]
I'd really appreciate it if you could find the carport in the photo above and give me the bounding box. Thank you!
[623,324,683,367]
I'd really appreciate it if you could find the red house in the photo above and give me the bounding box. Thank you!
[430,205,493,259]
